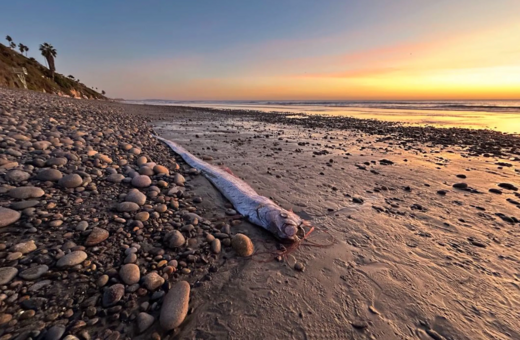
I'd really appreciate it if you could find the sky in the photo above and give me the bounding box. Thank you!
[1,0,520,100]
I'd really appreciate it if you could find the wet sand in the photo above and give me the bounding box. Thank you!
[144,105,520,340]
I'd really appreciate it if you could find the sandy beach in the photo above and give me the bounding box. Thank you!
[1,89,519,340]
[147,104,520,339]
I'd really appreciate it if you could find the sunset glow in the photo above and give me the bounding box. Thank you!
[2,1,520,100]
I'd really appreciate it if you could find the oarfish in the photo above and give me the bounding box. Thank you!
[154,135,306,241]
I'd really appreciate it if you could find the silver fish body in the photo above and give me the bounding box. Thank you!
[155,135,304,240]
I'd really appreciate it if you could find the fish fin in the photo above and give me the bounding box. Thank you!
[221,166,237,177]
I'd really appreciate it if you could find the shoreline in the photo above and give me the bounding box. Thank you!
[1,88,519,339]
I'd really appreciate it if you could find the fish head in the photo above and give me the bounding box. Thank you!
[264,206,307,241]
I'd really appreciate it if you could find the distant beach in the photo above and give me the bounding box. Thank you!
[128,99,520,134]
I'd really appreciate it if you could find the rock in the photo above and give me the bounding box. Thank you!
[97,154,113,164]
[174,173,185,186]
[452,183,468,189]
[97,274,109,287]
[498,183,518,191]
[231,234,254,256]
[167,230,185,248]
[117,202,140,212]
[159,281,190,330]
[0,207,21,227]
[132,175,151,188]
[11,200,39,210]
[0,313,13,325]
[153,165,169,175]
[139,166,154,176]
[85,227,109,246]
[136,156,147,166]
[137,312,155,333]
[45,325,66,340]
[125,189,147,205]
[294,262,305,272]
[8,186,45,199]
[106,174,125,183]
[37,168,63,181]
[489,188,502,194]
[142,272,164,291]
[211,239,221,254]
[59,174,83,188]
[13,240,37,254]
[19,265,49,280]
[57,251,88,268]
[119,264,140,285]
[46,157,68,166]
[0,267,18,285]
[103,284,125,307]
[76,221,89,231]
[6,169,30,182]
[135,211,149,221]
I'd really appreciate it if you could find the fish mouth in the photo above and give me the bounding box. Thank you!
[283,224,297,236]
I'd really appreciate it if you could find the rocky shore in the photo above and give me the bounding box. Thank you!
[0,88,251,340]
[2,87,520,340]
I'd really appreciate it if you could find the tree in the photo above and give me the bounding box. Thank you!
[24,45,29,56]
[18,43,25,54]
[5,35,12,44]
[68,75,75,79]
[102,90,106,95]
[39,43,57,80]
[9,42,15,49]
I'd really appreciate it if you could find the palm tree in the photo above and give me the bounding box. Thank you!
[9,42,15,49]
[102,90,106,95]
[39,43,57,79]
[18,43,24,54]
[6,35,12,44]
[24,46,29,56]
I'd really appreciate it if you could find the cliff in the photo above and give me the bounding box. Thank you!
[0,43,105,99]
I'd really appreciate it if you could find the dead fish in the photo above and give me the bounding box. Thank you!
[154,135,307,241]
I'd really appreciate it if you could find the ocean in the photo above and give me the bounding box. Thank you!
[127,100,520,134]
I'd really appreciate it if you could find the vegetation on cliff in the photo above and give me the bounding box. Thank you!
[0,38,105,99]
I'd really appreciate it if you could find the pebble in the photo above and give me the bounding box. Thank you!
[85,227,109,246]
[57,250,88,268]
[132,175,152,188]
[174,173,185,186]
[117,202,140,212]
[142,272,165,291]
[119,264,140,285]
[103,284,125,307]
[0,267,18,285]
[498,183,518,191]
[211,239,221,254]
[97,275,109,287]
[59,174,83,188]
[452,183,468,189]
[19,265,49,280]
[167,230,185,248]
[45,325,66,340]
[0,207,21,227]
[0,313,13,325]
[153,164,169,175]
[231,234,254,256]
[159,280,190,330]
[37,168,63,181]
[8,186,45,199]
[6,169,30,182]
[13,240,37,254]
[137,312,155,333]
[125,190,146,206]
[135,211,150,221]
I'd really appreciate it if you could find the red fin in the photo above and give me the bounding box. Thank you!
[221,166,236,177]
